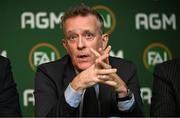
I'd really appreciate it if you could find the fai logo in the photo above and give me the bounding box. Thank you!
[143,42,172,72]
[93,5,116,34]
[29,42,60,70]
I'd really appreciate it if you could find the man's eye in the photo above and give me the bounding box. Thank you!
[84,33,94,40]
[67,35,78,41]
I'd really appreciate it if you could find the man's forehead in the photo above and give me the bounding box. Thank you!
[64,15,101,34]
[64,14,99,25]
[65,29,94,34]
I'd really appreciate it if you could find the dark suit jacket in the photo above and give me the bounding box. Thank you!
[151,58,180,116]
[35,55,144,117]
[0,56,22,116]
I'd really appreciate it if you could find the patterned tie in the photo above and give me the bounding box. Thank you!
[82,87,99,116]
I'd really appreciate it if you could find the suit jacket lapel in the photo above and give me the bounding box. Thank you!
[63,57,76,88]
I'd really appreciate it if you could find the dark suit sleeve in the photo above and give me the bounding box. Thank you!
[150,64,176,116]
[35,65,79,117]
[0,57,22,116]
[120,62,144,116]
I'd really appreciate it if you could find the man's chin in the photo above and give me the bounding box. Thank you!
[76,63,92,71]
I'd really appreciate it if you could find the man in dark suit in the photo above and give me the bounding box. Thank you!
[151,58,180,116]
[0,56,22,116]
[35,4,144,117]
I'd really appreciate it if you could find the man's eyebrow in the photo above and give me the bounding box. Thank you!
[65,31,76,35]
[66,30,74,34]
[84,30,91,32]
[83,30,95,34]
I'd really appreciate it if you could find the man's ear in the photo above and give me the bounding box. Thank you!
[101,33,109,49]
[62,39,68,50]
[63,39,70,54]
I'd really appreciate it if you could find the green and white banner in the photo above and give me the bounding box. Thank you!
[0,0,179,116]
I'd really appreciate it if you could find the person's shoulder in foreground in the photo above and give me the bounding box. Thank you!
[151,58,180,117]
[156,58,180,69]
[0,56,22,116]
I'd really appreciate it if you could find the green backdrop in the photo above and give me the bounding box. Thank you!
[0,0,179,116]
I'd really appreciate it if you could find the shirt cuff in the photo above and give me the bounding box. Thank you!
[117,93,135,111]
[64,83,83,108]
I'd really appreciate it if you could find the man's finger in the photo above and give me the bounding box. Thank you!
[98,75,110,81]
[96,68,117,75]
[96,61,111,69]
[96,53,109,63]
[100,80,117,86]
[103,45,111,55]
[90,48,100,57]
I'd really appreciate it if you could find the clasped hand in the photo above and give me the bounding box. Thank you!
[71,46,128,98]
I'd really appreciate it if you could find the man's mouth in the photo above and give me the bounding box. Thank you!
[77,54,90,61]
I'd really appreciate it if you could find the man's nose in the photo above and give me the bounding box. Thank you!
[77,36,85,49]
